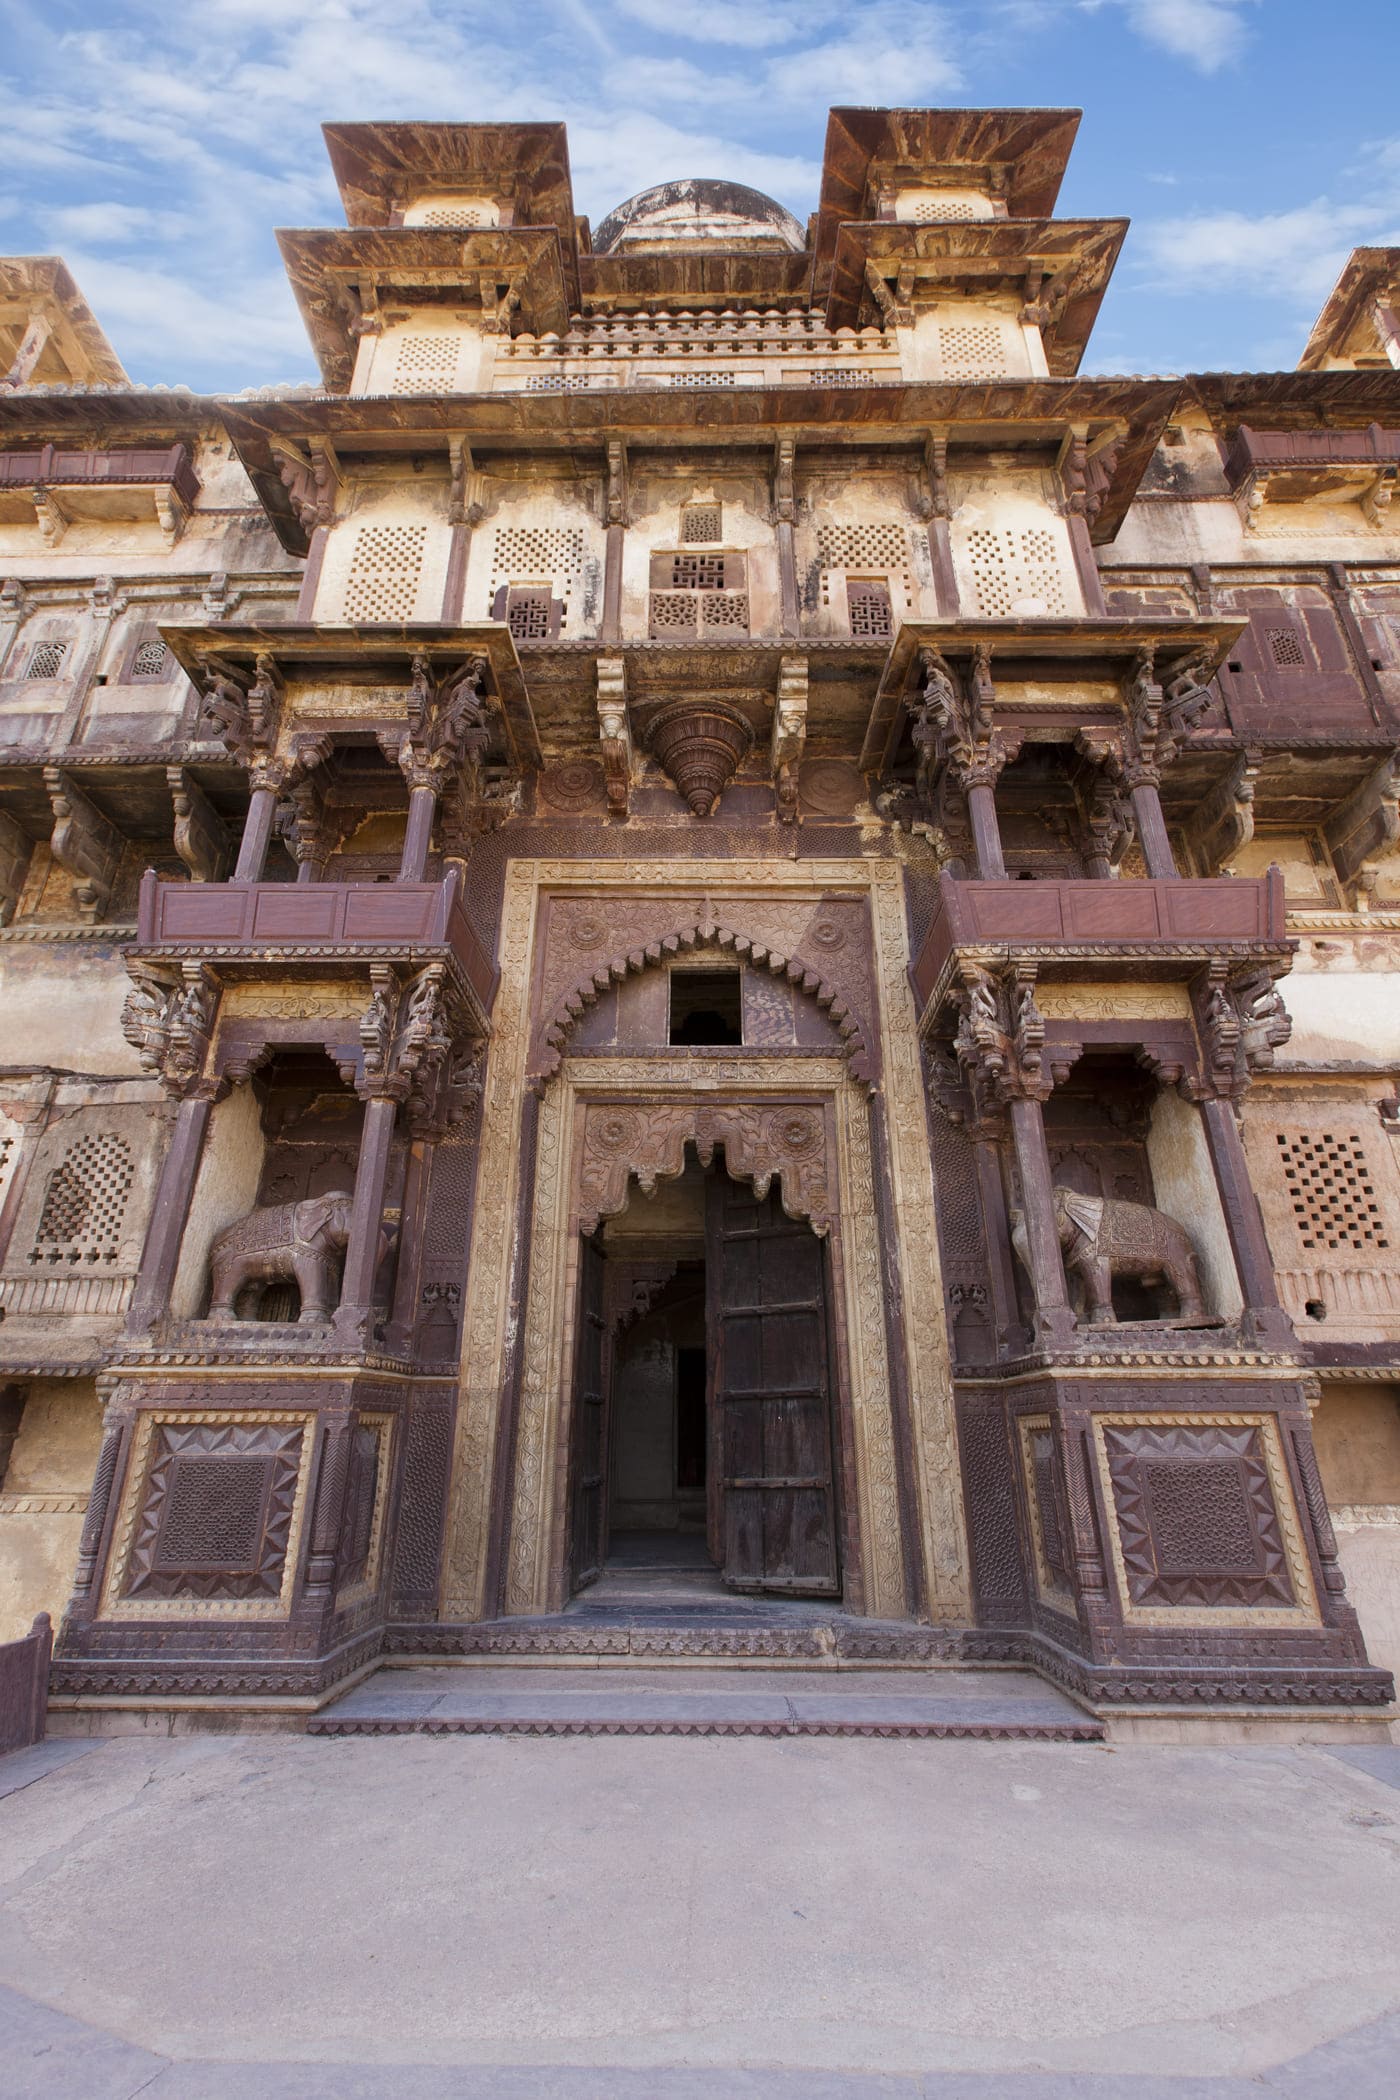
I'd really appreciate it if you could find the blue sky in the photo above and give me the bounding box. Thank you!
[0,0,1397,392]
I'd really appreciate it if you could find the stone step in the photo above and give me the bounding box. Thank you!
[391,1606,1010,1666]
[308,1665,1104,1741]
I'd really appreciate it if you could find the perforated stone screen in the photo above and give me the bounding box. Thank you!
[131,639,171,681]
[341,525,428,623]
[1267,626,1307,668]
[937,323,1007,381]
[682,505,722,544]
[506,588,552,641]
[488,527,584,615]
[393,334,460,394]
[30,1131,135,1265]
[24,641,68,680]
[846,578,893,638]
[1275,1130,1391,1251]
[966,527,1067,617]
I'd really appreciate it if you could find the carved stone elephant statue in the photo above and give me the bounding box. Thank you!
[1012,1186,1207,1326]
[208,1190,354,1324]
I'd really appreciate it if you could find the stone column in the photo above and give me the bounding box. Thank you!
[966,780,1007,880]
[1128,775,1178,879]
[126,1091,214,1335]
[399,783,439,882]
[1008,1096,1077,1349]
[234,785,279,882]
[1197,1093,1294,1347]
[336,1094,399,1340]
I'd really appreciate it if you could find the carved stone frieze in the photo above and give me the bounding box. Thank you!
[577,1097,834,1237]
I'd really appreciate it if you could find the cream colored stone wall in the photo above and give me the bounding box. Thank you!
[465,485,604,637]
[170,1081,266,1320]
[620,470,777,640]
[0,943,141,1074]
[0,1375,101,1642]
[355,314,488,398]
[315,480,456,625]
[795,471,936,637]
[1242,1084,1400,1339]
[948,471,1082,616]
[905,300,1039,385]
[1146,1087,1243,1321]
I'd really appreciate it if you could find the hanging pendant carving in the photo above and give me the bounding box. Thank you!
[645,700,752,817]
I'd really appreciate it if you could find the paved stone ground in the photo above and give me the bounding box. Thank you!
[2,1729,1399,2097]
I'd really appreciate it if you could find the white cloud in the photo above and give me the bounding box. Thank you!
[611,0,812,48]
[1136,196,1400,305]
[1077,0,1254,71]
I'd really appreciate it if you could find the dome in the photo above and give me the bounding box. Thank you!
[592,179,805,257]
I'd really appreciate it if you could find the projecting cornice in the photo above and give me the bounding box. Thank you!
[825,218,1127,376]
[814,108,1082,276]
[322,122,576,238]
[276,228,572,390]
[223,374,1180,556]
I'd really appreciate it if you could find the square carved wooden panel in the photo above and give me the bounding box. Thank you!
[1096,1417,1309,1616]
[107,1415,314,1616]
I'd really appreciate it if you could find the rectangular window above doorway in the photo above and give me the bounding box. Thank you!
[669,969,742,1046]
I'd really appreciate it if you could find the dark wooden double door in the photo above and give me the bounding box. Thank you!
[570,1174,841,1598]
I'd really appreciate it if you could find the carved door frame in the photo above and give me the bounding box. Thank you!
[499,1055,908,1620]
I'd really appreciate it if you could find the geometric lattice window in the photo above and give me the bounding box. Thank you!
[341,525,428,623]
[671,553,728,591]
[154,1456,269,1572]
[702,591,748,634]
[682,504,722,544]
[966,527,1067,617]
[487,527,584,611]
[394,335,460,394]
[24,640,68,680]
[817,522,913,617]
[1274,1130,1391,1251]
[1267,627,1307,669]
[914,199,979,223]
[122,1417,306,1603]
[649,590,698,637]
[419,204,490,228]
[812,368,869,385]
[667,371,736,387]
[846,577,892,639]
[130,639,171,681]
[30,1131,135,1265]
[817,523,908,570]
[937,322,1006,381]
[505,587,552,642]
[523,373,598,392]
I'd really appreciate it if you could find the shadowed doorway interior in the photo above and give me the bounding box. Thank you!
[568,1146,842,1603]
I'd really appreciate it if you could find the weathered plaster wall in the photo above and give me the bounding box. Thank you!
[0,1375,101,1642]
[0,943,142,1075]
[1146,1087,1243,1321]
[170,1081,266,1319]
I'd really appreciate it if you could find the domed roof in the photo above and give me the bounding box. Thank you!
[593,179,805,257]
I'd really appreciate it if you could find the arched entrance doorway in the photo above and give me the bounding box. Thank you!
[570,1147,842,1599]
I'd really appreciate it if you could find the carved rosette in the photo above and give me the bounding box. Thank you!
[577,1098,833,1236]
[646,701,753,818]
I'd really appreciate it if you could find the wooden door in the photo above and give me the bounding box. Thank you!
[568,1232,608,1592]
[706,1174,840,1596]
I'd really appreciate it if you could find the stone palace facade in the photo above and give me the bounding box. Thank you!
[0,108,1397,1718]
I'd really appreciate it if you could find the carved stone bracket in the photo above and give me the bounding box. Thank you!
[597,655,633,820]
[43,767,122,920]
[1323,750,1400,909]
[951,960,1050,1116]
[1188,960,1292,1103]
[605,438,630,529]
[381,652,490,795]
[166,768,230,885]
[196,650,283,770]
[578,1098,834,1237]
[771,655,808,824]
[449,436,489,527]
[350,961,481,1133]
[912,646,1021,806]
[0,809,33,925]
[1119,645,1211,789]
[121,960,219,1098]
[1184,748,1261,873]
[912,432,950,523]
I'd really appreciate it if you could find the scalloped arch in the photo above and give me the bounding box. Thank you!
[537,918,872,1085]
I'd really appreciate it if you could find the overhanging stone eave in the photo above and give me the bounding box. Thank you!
[159,619,540,773]
[861,615,1246,774]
